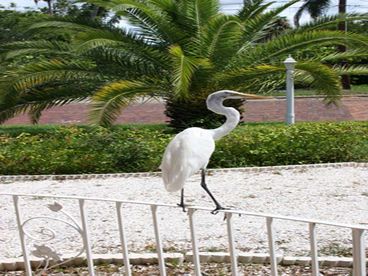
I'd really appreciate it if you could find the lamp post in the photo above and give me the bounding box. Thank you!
[284,55,296,125]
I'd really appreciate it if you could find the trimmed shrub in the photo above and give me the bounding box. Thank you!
[211,122,368,167]
[0,122,367,175]
[0,126,171,174]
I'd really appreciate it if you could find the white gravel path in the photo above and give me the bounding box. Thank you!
[0,166,367,260]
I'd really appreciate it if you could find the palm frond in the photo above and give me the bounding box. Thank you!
[121,8,171,44]
[26,90,90,124]
[296,61,341,104]
[74,39,124,54]
[333,65,368,76]
[28,20,102,34]
[90,79,162,126]
[89,48,153,77]
[8,59,99,92]
[196,15,242,67]
[1,40,73,60]
[320,49,368,63]
[147,0,176,12]
[28,20,134,44]
[240,0,299,45]
[85,0,185,44]
[90,46,168,76]
[183,0,220,36]
[215,64,285,90]
[237,31,368,67]
[293,13,368,33]
[237,0,272,20]
[169,45,210,97]
[0,102,32,124]
[0,85,91,124]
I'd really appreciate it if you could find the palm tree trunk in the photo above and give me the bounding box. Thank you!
[338,0,347,27]
[90,5,102,19]
[338,0,351,90]
[164,96,244,132]
[46,0,53,15]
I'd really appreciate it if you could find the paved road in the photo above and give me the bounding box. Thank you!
[4,96,368,125]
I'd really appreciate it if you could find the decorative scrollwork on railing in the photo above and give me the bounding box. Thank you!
[21,201,85,273]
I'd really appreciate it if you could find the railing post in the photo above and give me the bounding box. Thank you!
[116,202,131,276]
[226,213,238,276]
[266,217,278,276]
[4,193,368,276]
[188,208,201,276]
[352,228,366,276]
[309,223,319,276]
[12,195,32,276]
[151,205,166,276]
[78,199,95,276]
[284,55,296,125]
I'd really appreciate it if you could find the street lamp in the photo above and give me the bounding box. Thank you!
[284,55,296,125]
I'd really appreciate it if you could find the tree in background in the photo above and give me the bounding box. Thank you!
[1,0,368,130]
[0,3,110,124]
[30,0,109,20]
[0,10,48,43]
[34,0,53,15]
[337,0,350,89]
[294,0,352,89]
[294,0,331,27]
[346,19,368,86]
[0,10,53,75]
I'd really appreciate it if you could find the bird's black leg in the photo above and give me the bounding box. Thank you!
[200,169,225,214]
[177,188,186,212]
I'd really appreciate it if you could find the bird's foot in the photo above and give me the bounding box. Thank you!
[177,203,187,212]
[210,205,228,215]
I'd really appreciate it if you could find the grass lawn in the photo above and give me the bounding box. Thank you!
[350,84,368,94]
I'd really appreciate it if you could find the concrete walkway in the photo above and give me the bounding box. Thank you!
[4,96,368,125]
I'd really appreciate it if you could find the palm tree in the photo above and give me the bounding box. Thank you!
[34,0,53,15]
[1,0,368,129]
[294,0,352,89]
[294,0,331,27]
[337,0,351,89]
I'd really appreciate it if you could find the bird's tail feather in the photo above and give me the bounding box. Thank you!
[161,140,191,192]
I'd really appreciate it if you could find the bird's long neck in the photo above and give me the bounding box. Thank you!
[208,101,241,141]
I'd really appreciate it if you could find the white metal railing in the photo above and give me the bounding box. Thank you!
[1,193,367,276]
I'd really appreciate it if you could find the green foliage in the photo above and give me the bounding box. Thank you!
[2,0,368,131]
[0,125,171,174]
[0,10,49,43]
[294,0,330,27]
[211,122,368,167]
[0,122,366,175]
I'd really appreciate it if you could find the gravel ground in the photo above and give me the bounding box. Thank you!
[0,166,368,261]
[0,263,353,275]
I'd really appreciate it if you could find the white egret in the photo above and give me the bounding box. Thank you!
[160,90,268,214]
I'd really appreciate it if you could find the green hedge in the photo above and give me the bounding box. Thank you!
[0,122,367,175]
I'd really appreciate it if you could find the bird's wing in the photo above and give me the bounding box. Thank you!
[160,128,215,192]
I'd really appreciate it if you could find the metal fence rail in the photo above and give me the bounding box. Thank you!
[1,193,367,276]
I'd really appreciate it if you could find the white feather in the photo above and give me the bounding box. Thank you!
[160,90,264,196]
[160,127,215,192]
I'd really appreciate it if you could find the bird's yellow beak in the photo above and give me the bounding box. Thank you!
[228,92,272,100]
[239,93,272,99]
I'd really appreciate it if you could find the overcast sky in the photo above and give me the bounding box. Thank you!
[1,0,367,25]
